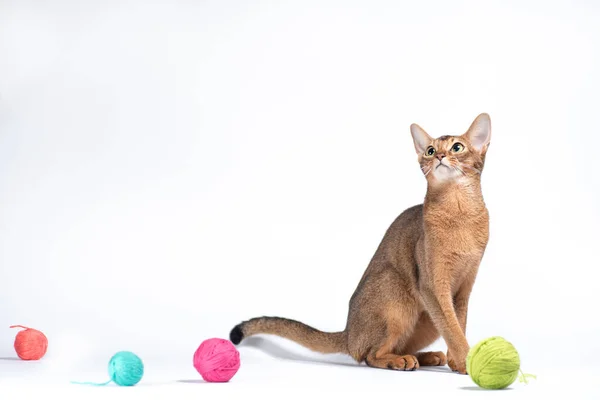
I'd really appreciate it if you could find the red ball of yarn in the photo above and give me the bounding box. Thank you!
[10,325,48,361]
[193,338,240,382]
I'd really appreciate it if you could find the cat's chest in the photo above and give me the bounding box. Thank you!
[423,214,489,260]
[444,222,488,252]
[421,221,487,292]
[424,205,488,242]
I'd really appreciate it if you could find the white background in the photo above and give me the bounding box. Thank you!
[1,0,599,398]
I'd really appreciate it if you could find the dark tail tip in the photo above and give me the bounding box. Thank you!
[229,324,244,345]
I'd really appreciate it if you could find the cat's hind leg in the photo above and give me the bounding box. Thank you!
[363,306,420,371]
[401,313,446,367]
[346,266,422,371]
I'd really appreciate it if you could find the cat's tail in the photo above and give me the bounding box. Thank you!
[229,316,348,354]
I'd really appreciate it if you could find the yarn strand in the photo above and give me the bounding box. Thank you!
[9,325,31,330]
[518,370,537,384]
[70,380,112,386]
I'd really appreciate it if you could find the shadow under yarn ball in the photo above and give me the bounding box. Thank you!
[193,338,240,382]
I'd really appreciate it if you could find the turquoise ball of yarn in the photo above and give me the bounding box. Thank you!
[108,351,144,386]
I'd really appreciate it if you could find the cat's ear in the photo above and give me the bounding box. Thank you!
[465,113,491,153]
[410,123,433,155]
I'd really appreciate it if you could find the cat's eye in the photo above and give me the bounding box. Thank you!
[425,147,435,156]
[451,143,465,153]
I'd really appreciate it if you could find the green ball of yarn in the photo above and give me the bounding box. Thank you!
[466,336,520,390]
[108,351,144,386]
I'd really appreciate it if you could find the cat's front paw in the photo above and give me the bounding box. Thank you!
[447,352,467,375]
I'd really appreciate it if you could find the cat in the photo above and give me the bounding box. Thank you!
[230,113,492,374]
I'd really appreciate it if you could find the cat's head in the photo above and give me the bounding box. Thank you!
[410,113,491,184]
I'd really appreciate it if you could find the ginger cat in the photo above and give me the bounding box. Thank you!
[230,113,492,374]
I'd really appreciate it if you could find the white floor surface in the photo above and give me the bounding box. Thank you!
[1,338,597,399]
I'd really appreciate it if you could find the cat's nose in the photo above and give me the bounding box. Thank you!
[436,153,446,160]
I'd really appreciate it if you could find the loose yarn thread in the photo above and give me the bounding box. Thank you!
[466,336,536,389]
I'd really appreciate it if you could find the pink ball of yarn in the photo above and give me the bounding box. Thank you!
[193,338,240,382]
